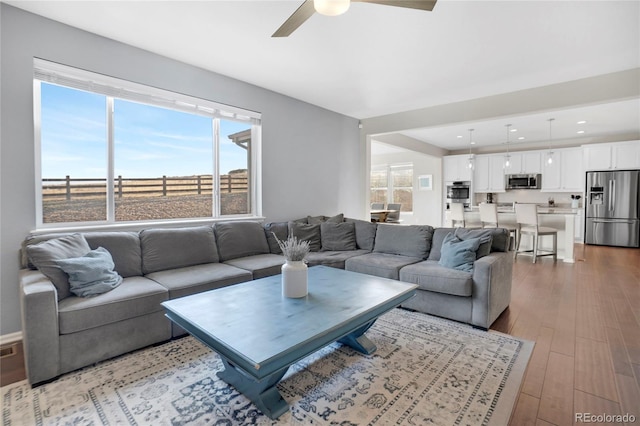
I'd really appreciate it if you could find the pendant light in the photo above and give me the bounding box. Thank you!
[546,118,555,165]
[467,128,475,170]
[504,124,512,169]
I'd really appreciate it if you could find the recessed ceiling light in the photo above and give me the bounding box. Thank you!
[577,120,587,124]
[577,130,585,134]
[471,142,476,145]
[518,137,525,140]
[457,135,463,138]
[510,128,517,132]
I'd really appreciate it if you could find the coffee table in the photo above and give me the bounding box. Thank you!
[161,265,417,419]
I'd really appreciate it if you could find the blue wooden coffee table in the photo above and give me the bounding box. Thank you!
[162,265,417,419]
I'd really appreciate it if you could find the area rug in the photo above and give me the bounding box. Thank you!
[2,309,532,425]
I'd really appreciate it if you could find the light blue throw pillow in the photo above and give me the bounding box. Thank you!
[438,232,482,272]
[56,247,123,297]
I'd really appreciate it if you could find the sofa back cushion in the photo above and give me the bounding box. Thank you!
[373,224,434,259]
[141,226,218,274]
[83,232,142,277]
[264,222,289,254]
[345,218,377,251]
[214,221,270,261]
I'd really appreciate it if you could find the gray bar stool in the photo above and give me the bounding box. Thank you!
[515,203,557,263]
[479,203,517,250]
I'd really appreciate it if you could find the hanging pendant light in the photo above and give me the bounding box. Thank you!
[504,124,512,169]
[546,118,555,165]
[467,128,475,170]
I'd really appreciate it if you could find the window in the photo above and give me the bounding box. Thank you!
[370,164,413,212]
[34,59,261,227]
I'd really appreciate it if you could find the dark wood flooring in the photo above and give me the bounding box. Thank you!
[2,244,639,426]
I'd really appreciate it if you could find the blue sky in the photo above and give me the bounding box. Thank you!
[40,83,250,179]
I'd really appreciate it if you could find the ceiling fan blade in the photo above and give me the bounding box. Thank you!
[272,0,316,37]
[353,0,437,12]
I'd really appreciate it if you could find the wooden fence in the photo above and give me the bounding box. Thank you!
[42,175,248,200]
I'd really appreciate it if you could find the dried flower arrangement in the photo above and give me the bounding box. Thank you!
[273,233,310,262]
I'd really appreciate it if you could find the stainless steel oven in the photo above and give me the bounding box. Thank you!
[446,181,471,208]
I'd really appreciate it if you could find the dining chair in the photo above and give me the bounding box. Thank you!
[370,203,385,222]
[385,203,402,223]
[514,203,558,263]
[449,203,466,228]
[479,203,517,250]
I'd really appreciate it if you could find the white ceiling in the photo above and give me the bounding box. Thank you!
[5,0,640,150]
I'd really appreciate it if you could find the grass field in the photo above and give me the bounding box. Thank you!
[42,193,249,223]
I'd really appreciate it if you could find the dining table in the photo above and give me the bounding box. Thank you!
[370,209,398,223]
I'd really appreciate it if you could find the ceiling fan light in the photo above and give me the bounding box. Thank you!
[314,0,350,16]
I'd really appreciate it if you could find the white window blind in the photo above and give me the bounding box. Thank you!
[33,58,261,125]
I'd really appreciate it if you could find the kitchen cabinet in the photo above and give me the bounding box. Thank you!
[444,154,472,182]
[583,141,640,171]
[473,154,505,193]
[541,147,583,192]
[504,151,542,174]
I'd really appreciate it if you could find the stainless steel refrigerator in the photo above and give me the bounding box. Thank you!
[585,170,640,247]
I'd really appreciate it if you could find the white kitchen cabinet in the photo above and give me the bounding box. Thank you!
[473,154,505,193]
[541,147,583,192]
[444,154,472,182]
[505,151,542,174]
[583,141,640,171]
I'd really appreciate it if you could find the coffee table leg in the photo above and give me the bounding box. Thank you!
[217,358,289,419]
[338,320,377,354]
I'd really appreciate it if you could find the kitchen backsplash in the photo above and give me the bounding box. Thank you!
[473,190,583,207]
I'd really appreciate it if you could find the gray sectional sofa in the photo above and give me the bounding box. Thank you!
[19,216,513,385]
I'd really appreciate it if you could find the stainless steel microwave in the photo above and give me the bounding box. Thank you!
[506,174,541,190]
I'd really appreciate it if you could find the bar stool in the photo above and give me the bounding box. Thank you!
[515,203,558,263]
[479,203,517,250]
[450,203,466,228]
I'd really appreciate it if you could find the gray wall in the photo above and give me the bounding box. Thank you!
[0,4,362,335]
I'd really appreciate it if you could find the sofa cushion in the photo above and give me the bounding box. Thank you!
[83,232,142,277]
[306,249,370,269]
[321,222,357,251]
[214,221,270,261]
[224,254,285,279]
[57,276,168,334]
[145,263,252,300]
[289,222,322,252]
[345,218,377,251]
[264,222,289,254]
[345,252,422,280]
[26,233,92,301]
[438,232,481,273]
[399,260,473,297]
[56,247,123,297]
[454,228,493,259]
[373,224,433,259]
[141,226,218,274]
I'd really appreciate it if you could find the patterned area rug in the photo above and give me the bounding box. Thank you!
[2,309,532,425]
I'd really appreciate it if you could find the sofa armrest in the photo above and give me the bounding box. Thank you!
[20,269,60,384]
[470,252,513,329]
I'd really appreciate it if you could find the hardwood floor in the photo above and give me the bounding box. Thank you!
[3,244,639,426]
[498,244,640,426]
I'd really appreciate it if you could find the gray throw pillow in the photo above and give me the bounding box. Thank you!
[321,222,357,251]
[289,222,322,252]
[26,233,92,300]
[264,222,289,254]
[345,218,377,250]
[55,247,123,297]
[454,228,494,259]
[307,213,344,225]
[438,232,481,272]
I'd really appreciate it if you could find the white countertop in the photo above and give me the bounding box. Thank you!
[467,205,581,215]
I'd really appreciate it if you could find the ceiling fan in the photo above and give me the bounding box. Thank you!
[272,0,437,37]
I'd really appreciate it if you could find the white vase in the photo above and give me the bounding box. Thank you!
[282,260,308,298]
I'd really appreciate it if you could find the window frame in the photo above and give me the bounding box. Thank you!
[33,59,262,230]
[370,163,414,213]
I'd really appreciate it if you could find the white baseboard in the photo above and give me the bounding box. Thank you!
[0,332,22,346]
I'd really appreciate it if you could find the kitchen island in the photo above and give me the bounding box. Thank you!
[445,205,581,263]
